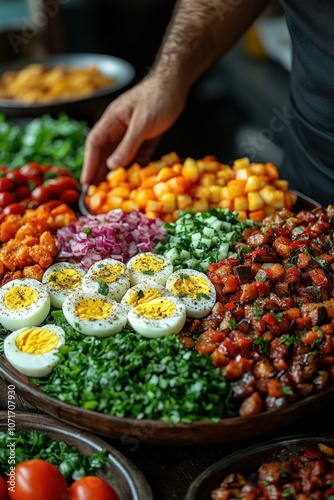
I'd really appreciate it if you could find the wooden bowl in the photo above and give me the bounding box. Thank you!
[1,356,334,446]
[185,434,334,499]
[0,411,153,499]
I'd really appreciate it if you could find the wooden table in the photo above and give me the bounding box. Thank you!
[0,376,332,500]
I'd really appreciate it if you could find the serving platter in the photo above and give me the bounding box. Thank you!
[185,434,334,499]
[0,411,153,499]
[1,355,334,446]
[0,53,135,118]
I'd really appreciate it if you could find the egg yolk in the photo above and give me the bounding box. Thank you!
[171,276,210,298]
[15,328,58,354]
[132,255,165,275]
[49,268,82,290]
[93,264,124,283]
[127,288,162,306]
[75,298,113,320]
[4,286,37,310]
[135,299,176,319]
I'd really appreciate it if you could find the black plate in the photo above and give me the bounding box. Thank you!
[0,53,135,119]
[185,434,334,499]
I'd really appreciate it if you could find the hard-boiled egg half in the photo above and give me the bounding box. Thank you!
[4,324,65,377]
[62,291,128,337]
[42,262,86,308]
[121,281,169,309]
[126,252,173,286]
[127,296,186,338]
[165,269,216,318]
[82,258,130,301]
[0,278,50,331]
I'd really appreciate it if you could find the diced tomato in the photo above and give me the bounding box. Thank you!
[224,302,236,311]
[255,280,271,297]
[309,268,329,288]
[300,329,320,346]
[263,312,278,325]
[284,266,300,283]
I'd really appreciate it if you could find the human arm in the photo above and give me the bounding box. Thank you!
[81,0,271,185]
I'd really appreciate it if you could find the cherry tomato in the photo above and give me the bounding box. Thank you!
[8,459,67,500]
[44,166,73,178]
[60,189,79,207]
[27,176,43,189]
[3,203,26,215]
[45,176,79,195]
[19,162,42,177]
[67,476,119,500]
[0,178,15,193]
[39,200,63,210]
[15,186,31,201]
[0,475,8,500]
[31,186,53,204]
[0,192,16,209]
[5,171,27,186]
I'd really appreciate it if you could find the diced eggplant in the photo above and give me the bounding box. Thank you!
[233,265,253,284]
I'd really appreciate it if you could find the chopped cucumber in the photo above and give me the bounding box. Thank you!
[155,208,255,272]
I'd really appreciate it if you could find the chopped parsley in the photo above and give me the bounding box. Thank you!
[196,293,210,300]
[83,227,91,235]
[253,337,270,354]
[142,269,154,275]
[137,289,144,299]
[97,278,109,296]
[282,385,293,396]
[229,318,237,330]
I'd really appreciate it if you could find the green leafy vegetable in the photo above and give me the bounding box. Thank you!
[0,430,109,481]
[97,278,109,296]
[0,113,87,180]
[30,311,236,424]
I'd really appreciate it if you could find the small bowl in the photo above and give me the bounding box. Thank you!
[0,411,153,500]
[185,434,334,500]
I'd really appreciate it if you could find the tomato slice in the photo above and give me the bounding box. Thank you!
[67,476,119,500]
[8,459,67,500]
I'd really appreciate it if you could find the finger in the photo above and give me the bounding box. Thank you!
[133,137,162,166]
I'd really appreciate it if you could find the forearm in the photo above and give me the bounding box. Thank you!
[153,0,271,91]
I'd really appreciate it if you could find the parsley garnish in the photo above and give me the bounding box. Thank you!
[137,289,144,299]
[83,227,91,235]
[229,318,237,330]
[237,246,251,258]
[282,385,293,396]
[97,278,109,296]
[253,337,270,354]
[142,269,154,275]
[181,273,190,279]
[196,293,210,300]
[50,273,58,282]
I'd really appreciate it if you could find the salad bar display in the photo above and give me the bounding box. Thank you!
[0,112,333,494]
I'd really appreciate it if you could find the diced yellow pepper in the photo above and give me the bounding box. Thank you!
[233,196,248,211]
[233,157,250,169]
[248,192,264,211]
[160,193,176,213]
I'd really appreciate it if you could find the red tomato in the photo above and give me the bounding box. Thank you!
[5,171,27,186]
[0,475,8,500]
[31,186,54,204]
[19,163,42,177]
[45,176,79,195]
[0,192,16,209]
[8,459,67,500]
[44,166,73,178]
[0,177,15,193]
[15,186,31,201]
[3,203,26,215]
[60,189,79,207]
[67,476,119,500]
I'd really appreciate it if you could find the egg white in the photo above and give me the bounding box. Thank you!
[82,258,130,302]
[4,324,66,377]
[42,262,86,308]
[126,252,173,286]
[128,296,186,338]
[0,278,50,331]
[165,269,216,318]
[62,291,128,337]
[121,281,169,310]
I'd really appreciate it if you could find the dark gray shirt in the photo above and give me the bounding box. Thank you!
[278,0,334,206]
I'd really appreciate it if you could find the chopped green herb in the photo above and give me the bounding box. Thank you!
[229,318,237,330]
[97,278,109,296]
[142,269,154,275]
[282,385,293,396]
[83,227,91,235]
[253,337,270,354]
[196,293,210,300]
[181,273,190,280]
[237,246,251,258]
[0,430,109,481]
[137,289,144,299]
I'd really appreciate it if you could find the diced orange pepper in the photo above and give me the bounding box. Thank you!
[160,193,176,213]
[106,167,128,187]
[166,176,192,194]
[139,165,160,182]
[135,188,155,210]
[248,209,265,222]
[141,175,159,188]
[122,200,139,212]
[177,194,193,210]
[265,162,279,180]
